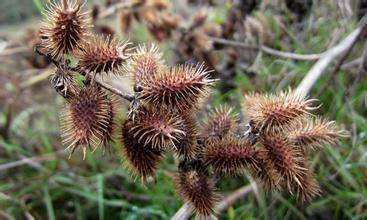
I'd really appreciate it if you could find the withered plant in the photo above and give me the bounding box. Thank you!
[37,0,348,218]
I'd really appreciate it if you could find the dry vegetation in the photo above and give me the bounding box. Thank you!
[0,0,366,219]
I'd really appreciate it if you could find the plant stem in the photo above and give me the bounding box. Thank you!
[95,79,134,102]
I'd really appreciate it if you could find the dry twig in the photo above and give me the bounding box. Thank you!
[0,46,28,56]
[295,27,362,97]
[95,78,134,101]
[98,1,133,19]
[208,37,323,61]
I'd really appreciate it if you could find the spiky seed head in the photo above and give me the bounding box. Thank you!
[203,135,257,176]
[76,35,131,77]
[129,107,186,150]
[260,134,306,193]
[291,158,321,202]
[201,105,238,140]
[50,60,78,98]
[40,0,89,60]
[243,90,317,133]
[138,63,216,111]
[161,13,179,29]
[251,148,282,190]
[142,11,178,41]
[174,114,198,160]
[99,96,117,154]
[121,119,164,183]
[191,8,208,29]
[289,117,348,150]
[125,44,164,81]
[119,9,132,33]
[149,0,170,10]
[147,22,171,42]
[60,86,113,160]
[175,160,219,217]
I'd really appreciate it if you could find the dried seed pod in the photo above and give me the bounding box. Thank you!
[130,107,186,150]
[174,114,198,159]
[289,117,348,150]
[191,8,208,29]
[260,135,306,193]
[95,25,116,36]
[121,119,164,183]
[175,160,218,217]
[201,105,238,140]
[76,35,131,77]
[146,12,178,42]
[50,60,78,98]
[243,90,317,133]
[125,44,164,81]
[40,0,89,60]
[161,13,179,29]
[251,148,282,190]
[203,135,257,176]
[147,23,171,42]
[60,86,113,160]
[203,23,222,39]
[99,96,118,154]
[119,9,132,33]
[150,0,170,10]
[291,158,321,202]
[139,63,215,111]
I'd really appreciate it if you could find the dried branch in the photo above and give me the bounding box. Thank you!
[295,27,362,97]
[97,1,133,19]
[216,184,254,212]
[207,37,323,61]
[341,57,362,70]
[20,69,54,89]
[34,45,134,102]
[95,78,134,101]
[0,150,65,171]
[171,203,193,220]
[0,46,28,56]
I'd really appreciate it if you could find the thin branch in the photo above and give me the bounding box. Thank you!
[314,25,366,98]
[330,25,366,80]
[171,203,193,220]
[0,150,65,171]
[33,46,134,101]
[20,68,54,89]
[0,46,28,56]
[216,184,254,212]
[95,78,134,101]
[341,57,362,70]
[295,27,362,97]
[208,37,323,61]
[98,1,133,19]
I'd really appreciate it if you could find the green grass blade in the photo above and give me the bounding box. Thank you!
[97,174,104,220]
[43,186,55,220]
[32,0,44,14]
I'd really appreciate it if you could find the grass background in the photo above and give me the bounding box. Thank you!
[0,0,366,219]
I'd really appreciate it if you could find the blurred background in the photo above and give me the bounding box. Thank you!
[0,0,366,219]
